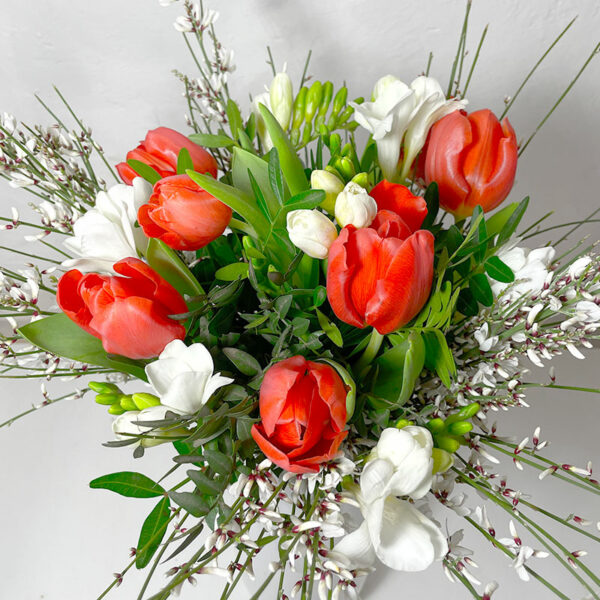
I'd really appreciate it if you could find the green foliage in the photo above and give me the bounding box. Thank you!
[126,159,162,184]
[89,472,165,498]
[136,497,171,568]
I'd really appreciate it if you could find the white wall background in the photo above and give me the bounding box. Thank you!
[0,1,599,599]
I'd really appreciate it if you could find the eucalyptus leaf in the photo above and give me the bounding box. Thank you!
[202,449,233,475]
[169,491,210,517]
[223,347,262,376]
[187,469,224,496]
[89,471,165,498]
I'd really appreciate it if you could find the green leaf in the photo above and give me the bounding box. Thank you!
[214,262,249,281]
[284,189,325,211]
[169,491,210,517]
[457,287,478,316]
[315,309,343,347]
[187,171,269,239]
[136,497,171,568]
[202,449,233,475]
[496,197,529,246]
[469,273,494,306]
[484,256,515,283]
[127,159,162,185]
[189,133,236,148]
[145,238,204,297]
[226,99,244,140]
[267,148,285,204]
[89,472,165,498]
[187,469,224,495]
[223,347,262,376]
[421,182,439,230]
[248,170,272,220]
[18,314,147,379]
[471,205,488,263]
[486,202,519,238]
[231,148,280,218]
[397,332,426,405]
[258,104,309,195]
[423,330,456,388]
[176,147,194,175]
[275,294,293,319]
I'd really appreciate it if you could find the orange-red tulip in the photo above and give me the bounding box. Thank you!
[327,180,434,335]
[57,257,187,359]
[116,127,218,185]
[424,109,518,218]
[138,174,232,251]
[251,357,348,473]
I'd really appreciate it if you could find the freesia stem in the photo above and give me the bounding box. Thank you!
[354,328,385,373]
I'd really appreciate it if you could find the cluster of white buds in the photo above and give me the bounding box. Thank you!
[174,2,218,33]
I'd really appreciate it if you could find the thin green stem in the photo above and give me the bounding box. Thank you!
[462,24,488,97]
[447,0,472,98]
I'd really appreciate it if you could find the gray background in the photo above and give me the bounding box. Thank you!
[0,1,599,598]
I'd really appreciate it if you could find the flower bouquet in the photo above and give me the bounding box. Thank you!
[2,1,600,598]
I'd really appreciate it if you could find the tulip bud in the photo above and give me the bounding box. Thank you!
[310,170,344,214]
[286,209,338,259]
[269,72,293,130]
[334,182,377,228]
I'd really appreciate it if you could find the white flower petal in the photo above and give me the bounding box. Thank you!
[333,520,376,569]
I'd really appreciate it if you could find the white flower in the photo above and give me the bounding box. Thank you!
[145,339,233,415]
[335,427,447,572]
[251,92,273,151]
[568,256,592,279]
[474,323,499,352]
[112,405,181,448]
[310,170,344,214]
[269,72,293,130]
[63,177,152,273]
[400,76,467,179]
[286,209,338,259]
[334,182,377,229]
[352,75,415,180]
[491,245,555,301]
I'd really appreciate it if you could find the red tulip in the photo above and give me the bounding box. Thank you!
[57,257,187,360]
[251,357,348,473]
[116,127,218,185]
[370,180,428,233]
[138,174,232,251]
[424,109,518,218]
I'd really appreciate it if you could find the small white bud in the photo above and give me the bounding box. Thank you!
[269,72,293,130]
[286,209,338,259]
[334,182,377,228]
[310,170,344,214]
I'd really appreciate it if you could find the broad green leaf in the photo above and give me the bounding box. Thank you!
[89,472,165,498]
[169,491,210,517]
[145,238,204,297]
[189,133,236,148]
[226,99,244,140]
[484,256,515,283]
[231,148,280,218]
[187,469,224,496]
[397,332,426,406]
[18,314,147,380]
[136,497,171,568]
[258,104,309,195]
[127,159,161,185]
[469,273,494,306]
[215,262,249,281]
[496,197,529,246]
[267,148,285,204]
[202,449,233,475]
[457,287,478,316]
[248,170,272,220]
[486,202,519,238]
[187,171,269,239]
[284,189,325,211]
[315,309,343,347]
[423,330,456,388]
[223,347,262,376]
[176,147,194,175]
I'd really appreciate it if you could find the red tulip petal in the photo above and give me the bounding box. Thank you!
[425,111,471,215]
[326,227,365,329]
[259,356,306,437]
[365,230,434,334]
[115,162,137,185]
[308,361,347,432]
[91,296,185,359]
[371,209,413,240]
[287,396,330,459]
[370,180,428,232]
[56,270,97,336]
[293,429,348,470]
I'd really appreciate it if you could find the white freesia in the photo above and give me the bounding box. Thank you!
[491,245,555,301]
[286,209,338,259]
[400,76,467,179]
[310,170,344,214]
[63,177,152,273]
[335,427,447,572]
[352,75,415,181]
[353,75,466,181]
[334,182,378,228]
[252,71,293,151]
[145,339,234,415]
[112,405,183,448]
[251,92,273,151]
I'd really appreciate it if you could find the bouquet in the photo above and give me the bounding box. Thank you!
[2,1,599,598]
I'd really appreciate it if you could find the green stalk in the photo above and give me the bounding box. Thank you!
[354,328,385,373]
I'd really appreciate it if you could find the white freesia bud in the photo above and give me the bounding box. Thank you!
[251,92,272,151]
[145,340,234,415]
[269,72,293,130]
[63,177,152,273]
[310,170,344,214]
[112,405,183,448]
[286,209,338,259]
[334,182,377,229]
